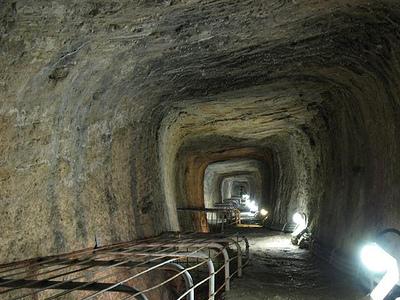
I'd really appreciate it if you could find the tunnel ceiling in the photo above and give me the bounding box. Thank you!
[1,0,400,263]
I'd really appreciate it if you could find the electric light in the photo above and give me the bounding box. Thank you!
[293,212,304,225]
[260,209,268,216]
[243,196,258,213]
[360,243,399,300]
[247,200,258,213]
[292,212,307,236]
[361,243,391,273]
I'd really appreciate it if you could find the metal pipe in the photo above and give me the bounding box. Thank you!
[16,243,201,299]
[202,237,242,277]
[55,240,216,300]
[121,252,215,300]
[0,278,148,300]
[221,248,230,290]
[171,233,248,277]
[163,263,194,300]
[0,235,196,295]
[0,234,237,300]
[81,258,179,300]
[38,259,194,300]
[123,242,230,291]
[181,233,248,272]
[207,258,215,300]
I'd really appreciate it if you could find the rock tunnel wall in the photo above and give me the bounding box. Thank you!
[1,0,400,263]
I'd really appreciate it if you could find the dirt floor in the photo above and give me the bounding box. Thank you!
[224,229,366,300]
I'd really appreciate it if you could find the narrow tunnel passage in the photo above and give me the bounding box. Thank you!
[2,0,400,299]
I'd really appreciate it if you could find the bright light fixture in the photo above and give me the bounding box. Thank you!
[292,212,307,236]
[361,243,391,273]
[247,200,258,213]
[360,243,399,300]
[260,208,268,216]
[293,212,304,225]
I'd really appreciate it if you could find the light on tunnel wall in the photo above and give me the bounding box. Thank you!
[292,212,307,236]
[361,243,392,273]
[246,199,258,213]
[360,243,399,300]
[242,194,250,201]
[260,208,268,216]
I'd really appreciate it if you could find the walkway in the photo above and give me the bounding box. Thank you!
[225,229,365,300]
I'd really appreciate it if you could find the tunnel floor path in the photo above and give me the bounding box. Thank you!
[224,229,365,300]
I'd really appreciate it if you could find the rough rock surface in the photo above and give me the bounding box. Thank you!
[225,230,365,300]
[1,0,400,264]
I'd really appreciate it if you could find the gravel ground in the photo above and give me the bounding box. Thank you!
[224,229,366,300]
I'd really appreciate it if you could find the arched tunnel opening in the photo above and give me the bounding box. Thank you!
[204,158,270,209]
[1,1,400,299]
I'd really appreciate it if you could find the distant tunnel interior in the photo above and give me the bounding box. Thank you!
[1,0,400,299]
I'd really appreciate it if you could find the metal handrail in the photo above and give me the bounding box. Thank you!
[164,263,195,300]
[0,236,198,298]
[88,252,214,300]
[177,207,242,233]
[123,241,231,291]
[0,232,244,300]
[172,232,251,273]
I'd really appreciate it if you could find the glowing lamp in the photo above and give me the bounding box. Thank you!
[293,212,304,225]
[361,243,392,273]
[247,200,258,213]
[260,209,268,216]
[360,243,399,300]
[292,212,307,236]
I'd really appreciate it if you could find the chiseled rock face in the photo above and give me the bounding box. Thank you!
[1,0,400,263]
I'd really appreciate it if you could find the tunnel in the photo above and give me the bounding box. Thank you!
[1,0,400,299]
